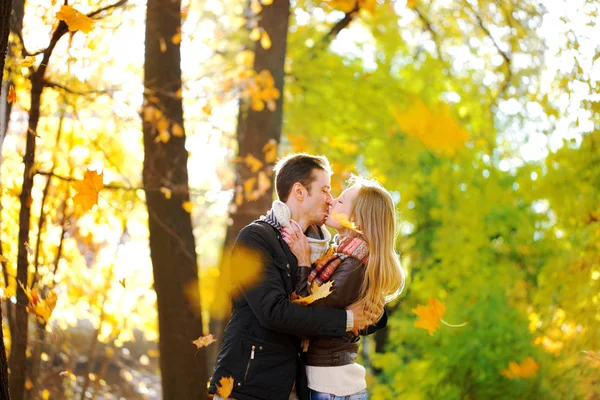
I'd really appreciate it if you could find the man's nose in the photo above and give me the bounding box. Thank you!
[327,194,334,205]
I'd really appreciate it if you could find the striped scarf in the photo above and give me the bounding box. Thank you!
[307,235,369,291]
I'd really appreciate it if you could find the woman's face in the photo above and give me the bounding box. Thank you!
[326,185,361,231]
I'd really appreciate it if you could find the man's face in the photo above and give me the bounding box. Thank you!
[302,169,333,226]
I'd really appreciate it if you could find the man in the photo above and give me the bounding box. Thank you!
[208,154,384,400]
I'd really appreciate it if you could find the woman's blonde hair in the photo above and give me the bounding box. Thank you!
[347,176,406,315]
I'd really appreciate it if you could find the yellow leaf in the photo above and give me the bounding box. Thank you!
[243,177,257,198]
[260,31,272,49]
[217,376,234,398]
[250,0,262,14]
[182,201,194,213]
[158,129,170,143]
[72,169,103,212]
[119,278,126,288]
[262,139,278,163]
[314,246,334,266]
[0,255,8,263]
[56,5,94,33]
[412,298,446,335]
[325,0,357,13]
[192,334,216,349]
[261,0,273,4]
[19,57,36,68]
[407,0,416,8]
[160,187,172,199]
[245,154,263,173]
[42,389,50,400]
[501,357,540,379]
[18,282,57,324]
[172,123,184,137]
[257,171,271,194]
[7,85,16,104]
[330,212,362,234]
[235,186,243,206]
[250,27,261,41]
[171,31,182,45]
[358,0,376,14]
[293,280,335,305]
[159,37,167,53]
[25,378,33,390]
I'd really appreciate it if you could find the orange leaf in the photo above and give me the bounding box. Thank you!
[7,85,16,104]
[56,5,94,33]
[293,280,335,305]
[182,201,194,213]
[192,334,216,349]
[330,212,362,234]
[172,123,184,137]
[18,282,57,324]
[217,376,234,398]
[119,278,126,288]
[72,169,103,212]
[412,297,446,335]
[501,357,540,379]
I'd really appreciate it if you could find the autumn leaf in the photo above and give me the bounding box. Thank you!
[72,169,103,212]
[262,139,278,163]
[412,298,446,335]
[501,357,540,379]
[159,37,167,53]
[182,201,194,213]
[245,153,264,173]
[260,31,272,49]
[257,171,271,195]
[583,350,600,365]
[412,298,467,335]
[314,246,334,266]
[56,5,94,34]
[331,212,363,234]
[250,27,261,41]
[18,282,57,324]
[119,278,126,288]
[7,85,16,104]
[0,254,8,263]
[160,187,172,199]
[217,376,234,398]
[172,123,184,137]
[192,334,216,349]
[293,280,335,305]
[171,30,182,45]
[19,57,36,68]
[250,0,262,14]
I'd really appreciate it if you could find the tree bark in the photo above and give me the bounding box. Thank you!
[143,1,207,399]
[0,0,14,398]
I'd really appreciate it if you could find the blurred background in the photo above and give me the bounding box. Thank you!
[0,0,599,398]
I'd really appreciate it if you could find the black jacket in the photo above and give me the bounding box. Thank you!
[208,221,348,400]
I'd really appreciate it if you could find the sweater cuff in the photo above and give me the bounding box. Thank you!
[345,310,354,331]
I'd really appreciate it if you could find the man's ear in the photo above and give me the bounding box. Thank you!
[292,182,305,201]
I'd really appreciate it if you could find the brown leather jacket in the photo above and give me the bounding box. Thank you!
[296,257,366,367]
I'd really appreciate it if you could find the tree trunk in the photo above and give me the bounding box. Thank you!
[143,1,207,399]
[0,0,14,398]
[208,0,291,375]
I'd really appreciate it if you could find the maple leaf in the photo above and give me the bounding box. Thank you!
[501,357,540,379]
[72,169,103,212]
[18,282,57,324]
[192,334,216,349]
[331,212,363,234]
[217,376,234,398]
[314,246,334,266]
[262,139,278,163]
[56,5,94,34]
[7,85,16,104]
[412,298,446,335]
[293,280,335,306]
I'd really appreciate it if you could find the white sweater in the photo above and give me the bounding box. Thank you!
[305,363,367,396]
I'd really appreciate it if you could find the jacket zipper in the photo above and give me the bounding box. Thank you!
[243,345,255,381]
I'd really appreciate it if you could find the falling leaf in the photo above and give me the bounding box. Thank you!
[243,177,257,199]
[19,57,36,68]
[0,254,8,263]
[182,201,194,213]
[18,282,58,324]
[361,72,372,81]
[245,154,263,173]
[412,298,446,335]
[293,280,335,306]
[330,212,363,234]
[25,378,33,390]
[202,104,212,115]
[56,5,94,33]
[160,187,172,199]
[501,357,540,379]
[42,389,50,400]
[314,246,334,266]
[192,334,216,349]
[250,27,261,41]
[7,85,16,104]
[172,123,184,137]
[257,171,271,194]
[171,31,182,45]
[217,376,234,398]
[262,139,278,163]
[24,242,34,256]
[72,169,103,212]
[119,278,126,288]
[250,0,262,14]
[159,37,167,53]
[260,31,272,49]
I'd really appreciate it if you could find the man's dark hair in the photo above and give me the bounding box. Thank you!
[273,153,332,202]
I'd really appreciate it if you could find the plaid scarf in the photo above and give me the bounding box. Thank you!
[307,235,369,291]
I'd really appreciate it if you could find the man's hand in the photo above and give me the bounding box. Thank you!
[346,297,385,334]
[282,220,311,266]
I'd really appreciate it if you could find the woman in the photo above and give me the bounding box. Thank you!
[282,176,406,400]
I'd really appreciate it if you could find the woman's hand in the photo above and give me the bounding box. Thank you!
[282,220,311,266]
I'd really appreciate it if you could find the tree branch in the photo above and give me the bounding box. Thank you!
[44,80,113,96]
